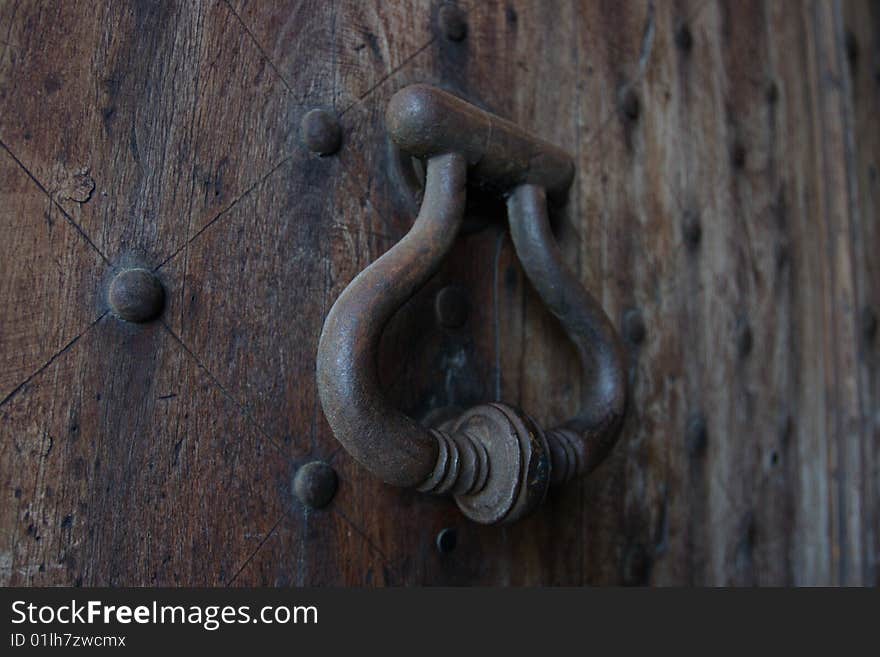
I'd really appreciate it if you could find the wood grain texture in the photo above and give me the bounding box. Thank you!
[0,0,876,586]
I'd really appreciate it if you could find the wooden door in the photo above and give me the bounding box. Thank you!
[1,0,877,586]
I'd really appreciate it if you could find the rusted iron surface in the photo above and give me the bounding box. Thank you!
[317,152,468,489]
[293,461,338,510]
[506,185,627,484]
[107,268,165,323]
[386,84,575,199]
[300,108,342,156]
[437,3,468,42]
[317,85,626,523]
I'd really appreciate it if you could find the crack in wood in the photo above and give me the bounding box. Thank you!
[0,139,109,264]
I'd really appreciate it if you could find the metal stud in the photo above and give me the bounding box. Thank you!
[845,29,859,68]
[685,412,708,456]
[438,4,467,42]
[736,319,753,358]
[731,140,747,170]
[621,88,640,121]
[293,461,338,509]
[436,527,457,553]
[301,109,342,156]
[435,285,469,328]
[108,268,165,323]
[621,542,651,586]
[623,308,647,345]
[682,209,702,251]
[863,306,877,344]
[766,81,779,105]
[675,24,693,53]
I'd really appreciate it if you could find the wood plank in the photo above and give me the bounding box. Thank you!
[0,146,105,403]
[0,1,202,264]
[0,314,291,585]
[227,0,435,112]
[843,0,880,587]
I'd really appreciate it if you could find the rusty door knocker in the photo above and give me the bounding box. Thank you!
[317,85,627,524]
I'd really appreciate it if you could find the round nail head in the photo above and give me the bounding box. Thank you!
[731,141,747,169]
[737,320,753,358]
[621,542,651,585]
[686,413,708,456]
[675,24,693,53]
[682,210,702,250]
[108,268,165,323]
[622,88,640,121]
[623,308,647,345]
[436,527,457,553]
[439,4,467,41]
[863,307,878,343]
[294,461,338,509]
[301,109,342,156]
[435,286,469,328]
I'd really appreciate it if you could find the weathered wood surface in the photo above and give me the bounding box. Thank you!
[0,0,877,585]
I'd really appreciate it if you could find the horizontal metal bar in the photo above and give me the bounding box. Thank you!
[386,84,575,199]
